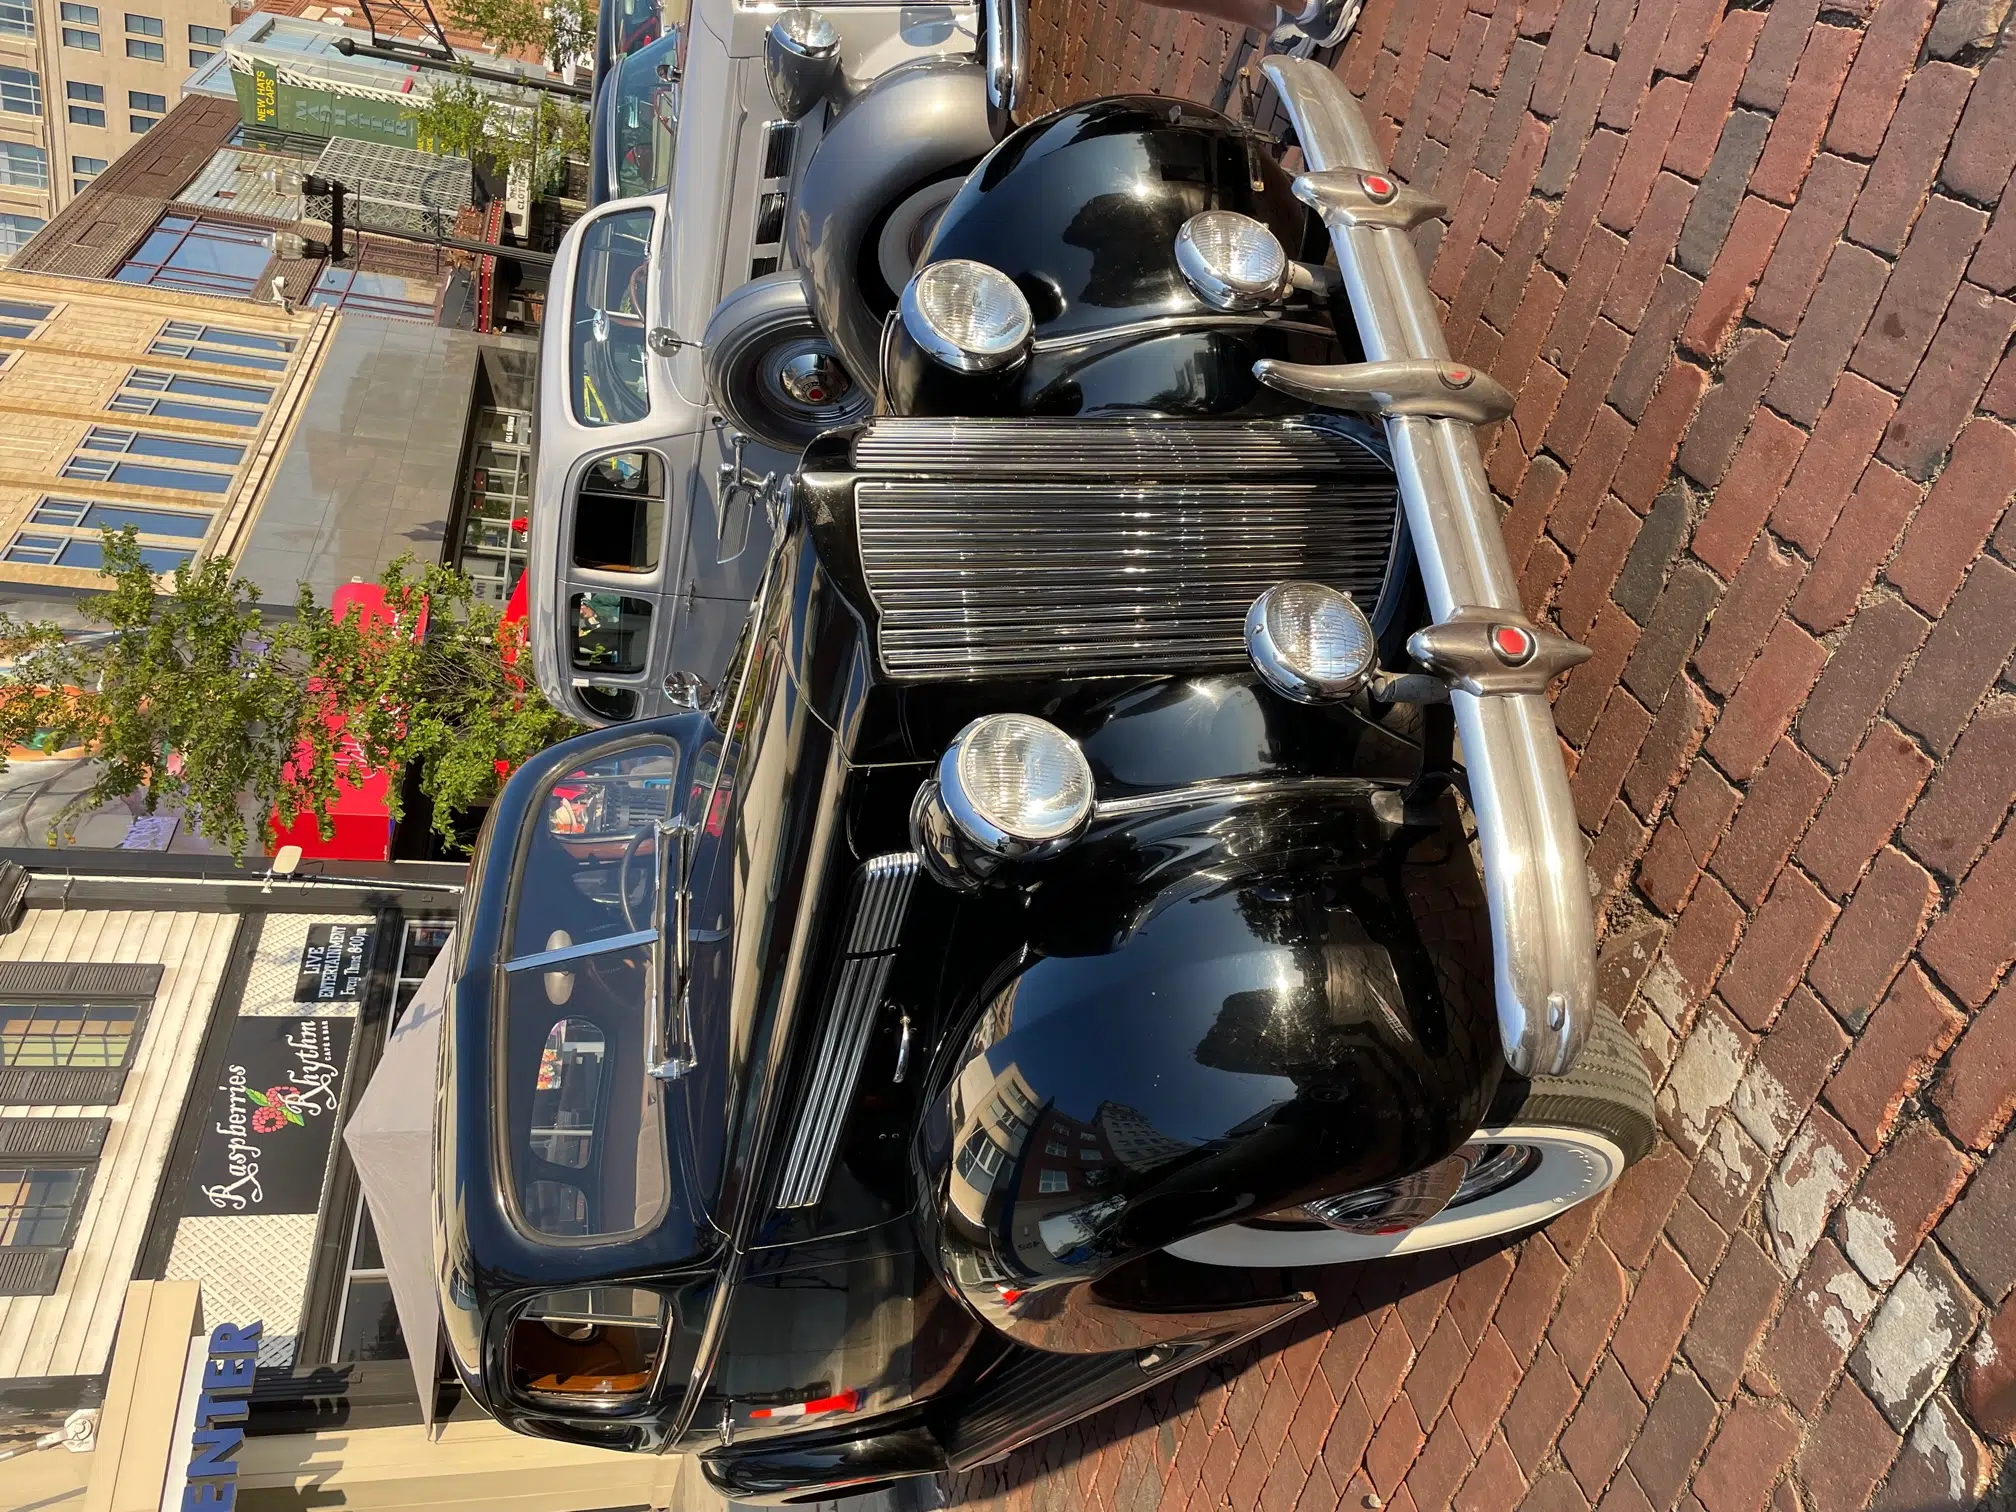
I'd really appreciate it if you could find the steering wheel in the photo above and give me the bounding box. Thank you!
[618,827,658,933]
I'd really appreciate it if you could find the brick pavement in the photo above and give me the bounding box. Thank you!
[944,0,2016,1505]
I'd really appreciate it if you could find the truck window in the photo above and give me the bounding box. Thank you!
[574,451,664,573]
[571,592,652,672]
[571,209,654,427]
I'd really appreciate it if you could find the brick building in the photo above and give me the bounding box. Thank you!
[948,2,2016,1509]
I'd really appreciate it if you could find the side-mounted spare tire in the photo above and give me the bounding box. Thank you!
[1167,1008,1655,1267]
[702,271,874,451]
[789,58,1003,384]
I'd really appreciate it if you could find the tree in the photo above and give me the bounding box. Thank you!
[0,529,580,858]
[442,0,594,72]
[407,64,589,195]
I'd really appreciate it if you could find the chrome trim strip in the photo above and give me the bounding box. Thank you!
[502,927,657,972]
[1262,57,1595,1078]
[1029,312,1337,354]
[981,0,1025,120]
[773,852,920,1209]
[1094,774,1380,818]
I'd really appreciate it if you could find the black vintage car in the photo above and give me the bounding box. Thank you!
[435,58,1653,1502]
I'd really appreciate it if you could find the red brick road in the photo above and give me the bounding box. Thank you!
[945,0,2016,1506]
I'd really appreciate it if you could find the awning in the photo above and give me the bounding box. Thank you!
[341,936,453,1428]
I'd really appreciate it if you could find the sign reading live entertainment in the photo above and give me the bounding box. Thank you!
[295,921,374,1002]
[184,1018,353,1216]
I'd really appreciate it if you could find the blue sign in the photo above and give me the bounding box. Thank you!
[183,1321,260,1511]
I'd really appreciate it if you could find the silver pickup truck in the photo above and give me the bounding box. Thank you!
[529,0,1021,725]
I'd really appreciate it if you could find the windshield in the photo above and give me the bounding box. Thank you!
[570,210,654,428]
[500,740,681,1241]
[607,30,683,201]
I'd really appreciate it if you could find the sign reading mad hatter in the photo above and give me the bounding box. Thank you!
[183,1017,354,1216]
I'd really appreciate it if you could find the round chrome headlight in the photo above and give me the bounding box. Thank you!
[1246,581,1378,703]
[770,7,837,55]
[900,260,1034,373]
[1175,211,1290,312]
[941,713,1094,854]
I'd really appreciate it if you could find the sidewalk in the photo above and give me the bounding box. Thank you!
[950,0,2016,1506]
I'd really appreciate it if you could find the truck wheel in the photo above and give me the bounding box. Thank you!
[1165,1009,1654,1267]
[861,165,976,313]
[703,270,874,452]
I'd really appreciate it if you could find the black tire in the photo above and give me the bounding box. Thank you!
[704,273,874,452]
[1488,1006,1656,1165]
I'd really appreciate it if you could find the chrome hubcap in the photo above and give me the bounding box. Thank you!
[766,342,853,413]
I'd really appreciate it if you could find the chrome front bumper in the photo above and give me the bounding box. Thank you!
[1261,58,1596,1076]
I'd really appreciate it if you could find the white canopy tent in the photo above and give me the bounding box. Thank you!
[342,936,453,1429]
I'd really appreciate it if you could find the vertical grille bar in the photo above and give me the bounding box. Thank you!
[774,852,920,1210]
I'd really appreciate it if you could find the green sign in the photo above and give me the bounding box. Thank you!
[233,60,421,148]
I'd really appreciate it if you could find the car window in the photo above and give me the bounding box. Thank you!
[511,741,680,958]
[610,29,682,200]
[573,451,664,573]
[571,591,652,672]
[578,685,639,721]
[570,209,654,427]
[510,1287,670,1402]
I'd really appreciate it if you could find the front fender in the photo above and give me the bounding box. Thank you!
[789,57,1001,383]
[915,789,1501,1350]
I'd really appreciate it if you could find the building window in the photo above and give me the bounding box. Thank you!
[123,12,159,33]
[62,26,99,47]
[307,265,436,323]
[0,143,45,190]
[127,89,164,112]
[71,153,104,176]
[129,113,155,131]
[62,3,99,20]
[0,1002,141,1068]
[67,81,101,101]
[188,22,221,43]
[188,47,211,64]
[118,366,272,412]
[28,496,210,538]
[124,38,162,59]
[117,214,273,297]
[6,529,193,568]
[58,452,232,495]
[0,67,40,115]
[80,425,244,467]
[0,1166,86,1248]
[0,214,42,257]
[0,299,53,338]
[0,0,31,37]
[1038,1169,1069,1194]
[147,319,294,371]
[66,105,102,125]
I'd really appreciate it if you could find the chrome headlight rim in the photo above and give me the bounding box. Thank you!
[768,6,838,57]
[1245,580,1379,704]
[1174,210,1291,313]
[900,259,1035,374]
[937,712,1095,858]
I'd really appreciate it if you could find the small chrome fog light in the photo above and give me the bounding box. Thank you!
[912,714,1094,886]
[1175,211,1290,311]
[764,9,839,121]
[1246,581,1378,703]
[900,260,1034,373]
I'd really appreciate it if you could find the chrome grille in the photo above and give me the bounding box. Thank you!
[850,419,1400,681]
[761,120,797,180]
[753,189,787,246]
[773,852,920,1211]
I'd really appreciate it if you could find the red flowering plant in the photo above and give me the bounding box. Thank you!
[0,534,582,858]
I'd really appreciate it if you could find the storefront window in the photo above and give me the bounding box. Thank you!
[452,406,531,605]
